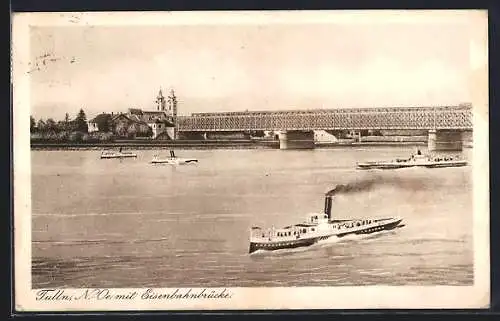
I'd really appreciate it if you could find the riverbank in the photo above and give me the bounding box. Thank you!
[30,140,427,151]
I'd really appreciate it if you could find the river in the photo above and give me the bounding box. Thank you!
[31,146,473,288]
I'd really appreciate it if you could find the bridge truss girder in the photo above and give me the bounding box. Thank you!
[177,106,473,132]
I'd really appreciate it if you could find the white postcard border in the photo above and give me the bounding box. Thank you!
[12,10,490,311]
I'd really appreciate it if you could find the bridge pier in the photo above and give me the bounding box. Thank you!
[462,130,473,148]
[428,129,464,152]
[278,130,315,150]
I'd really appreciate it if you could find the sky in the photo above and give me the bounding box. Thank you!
[28,12,478,121]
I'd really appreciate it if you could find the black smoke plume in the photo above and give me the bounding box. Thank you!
[325,174,430,197]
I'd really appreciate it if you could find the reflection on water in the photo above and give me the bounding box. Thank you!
[31,147,473,288]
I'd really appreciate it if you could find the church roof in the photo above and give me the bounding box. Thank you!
[128,108,143,115]
[142,111,167,115]
[89,113,112,123]
[126,109,174,126]
[110,113,148,125]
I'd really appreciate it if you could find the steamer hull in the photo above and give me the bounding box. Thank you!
[100,152,137,159]
[356,151,467,170]
[151,158,198,165]
[249,187,405,254]
[422,161,467,168]
[249,237,317,254]
[357,160,467,170]
[151,150,198,165]
[249,217,404,254]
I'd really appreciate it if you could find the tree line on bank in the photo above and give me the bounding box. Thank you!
[30,108,153,143]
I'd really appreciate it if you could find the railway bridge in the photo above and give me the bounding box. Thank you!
[176,104,473,151]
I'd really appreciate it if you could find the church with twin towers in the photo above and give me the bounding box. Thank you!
[155,88,178,118]
[88,87,179,139]
[123,87,178,139]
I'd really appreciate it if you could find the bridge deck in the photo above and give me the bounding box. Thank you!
[177,105,473,131]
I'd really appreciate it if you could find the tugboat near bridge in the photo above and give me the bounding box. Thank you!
[356,149,467,170]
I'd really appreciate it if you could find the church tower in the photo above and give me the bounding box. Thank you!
[167,89,177,118]
[167,89,178,139]
[155,88,166,111]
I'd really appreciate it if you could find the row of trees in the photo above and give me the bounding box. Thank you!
[30,109,101,143]
[31,109,88,134]
[31,108,155,142]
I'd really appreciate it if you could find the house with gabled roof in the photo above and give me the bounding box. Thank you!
[87,113,113,133]
[127,108,174,139]
[110,113,152,138]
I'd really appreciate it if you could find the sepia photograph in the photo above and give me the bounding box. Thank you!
[12,10,489,311]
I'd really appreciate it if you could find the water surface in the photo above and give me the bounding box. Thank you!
[32,147,473,288]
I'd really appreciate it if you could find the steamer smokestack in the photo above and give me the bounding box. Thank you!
[324,195,333,220]
[324,188,337,220]
[324,196,332,219]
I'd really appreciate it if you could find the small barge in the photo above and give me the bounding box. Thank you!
[150,150,198,165]
[100,148,137,159]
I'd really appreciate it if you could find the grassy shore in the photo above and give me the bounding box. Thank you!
[30,139,427,150]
